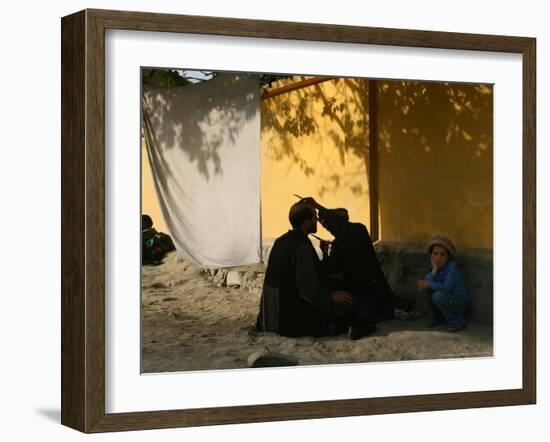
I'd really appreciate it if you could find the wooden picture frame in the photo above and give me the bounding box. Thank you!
[61,8,536,433]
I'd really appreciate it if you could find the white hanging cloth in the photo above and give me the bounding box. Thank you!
[142,73,261,268]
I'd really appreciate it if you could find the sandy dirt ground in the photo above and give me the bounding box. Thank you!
[141,252,493,373]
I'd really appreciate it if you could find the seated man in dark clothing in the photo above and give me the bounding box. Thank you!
[256,201,376,340]
[303,198,395,327]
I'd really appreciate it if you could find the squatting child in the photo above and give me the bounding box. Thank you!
[416,235,469,332]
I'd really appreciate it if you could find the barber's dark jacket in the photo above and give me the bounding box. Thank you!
[319,208,393,322]
[256,229,332,337]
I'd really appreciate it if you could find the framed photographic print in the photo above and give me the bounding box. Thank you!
[61,9,536,433]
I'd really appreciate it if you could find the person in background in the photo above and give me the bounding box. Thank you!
[141,214,176,265]
[416,235,469,332]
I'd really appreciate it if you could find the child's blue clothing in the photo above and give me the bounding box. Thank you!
[425,261,469,327]
[425,261,468,299]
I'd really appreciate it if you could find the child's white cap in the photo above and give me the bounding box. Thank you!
[427,235,456,257]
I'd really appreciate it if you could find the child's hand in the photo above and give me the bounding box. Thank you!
[417,279,430,291]
[431,255,439,275]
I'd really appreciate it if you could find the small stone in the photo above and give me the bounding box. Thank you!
[226,271,242,287]
[247,349,299,368]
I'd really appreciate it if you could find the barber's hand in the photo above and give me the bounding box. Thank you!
[301,196,319,208]
[416,279,430,291]
[332,291,354,305]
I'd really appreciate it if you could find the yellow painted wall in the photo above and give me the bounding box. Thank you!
[376,81,493,248]
[141,137,169,235]
[261,77,493,248]
[261,77,372,242]
[142,76,493,249]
